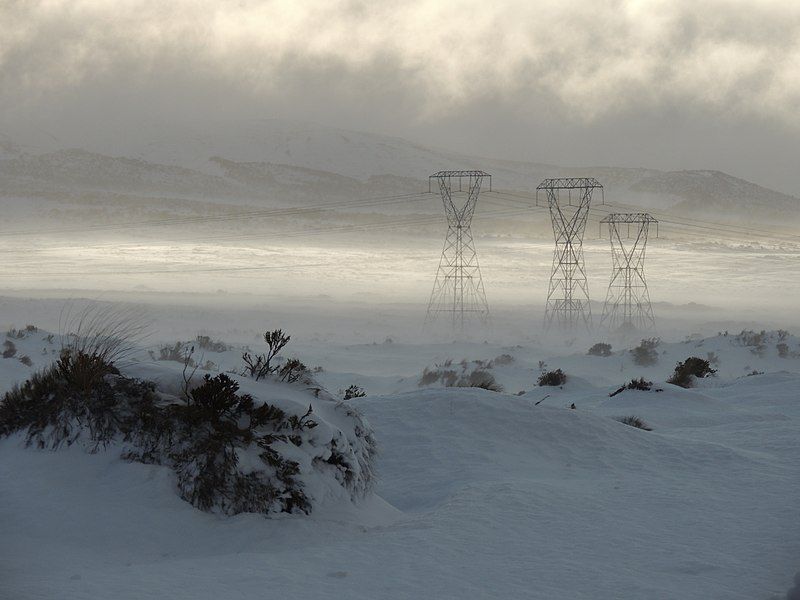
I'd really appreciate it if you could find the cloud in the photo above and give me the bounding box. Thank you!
[1,0,799,127]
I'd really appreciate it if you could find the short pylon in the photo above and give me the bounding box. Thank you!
[425,170,490,332]
[537,177,602,331]
[599,213,658,332]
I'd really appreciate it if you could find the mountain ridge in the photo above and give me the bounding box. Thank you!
[1,121,798,225]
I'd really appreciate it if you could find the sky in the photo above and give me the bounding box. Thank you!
[1,0,799,195]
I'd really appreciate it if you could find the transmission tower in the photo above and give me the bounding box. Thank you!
[425,170,491,331]
[537,177,603,331]
[599,213,658,332]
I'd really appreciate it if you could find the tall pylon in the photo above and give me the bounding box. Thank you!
[425,170,490,331]
[599,213,658,332]
[537,177,602,331]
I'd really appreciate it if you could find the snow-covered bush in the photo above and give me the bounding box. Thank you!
[156,342,193,364]
[609,377,658,397]
[0,350,157,450]
[630,338,659,366]
[615,415,652,431]
[1,352,377,517]
[492,353,515,366]
[242,329,290,381]
[342,384,366,400]
[667,357,717,388]
[194,335,229,353]
[3,340,17,358]
[418,359,503,392]
[538,369,567,387]
[626,377,653,391]
[126,373,313,514]
[587,342,612,357]
[462,369,503,392]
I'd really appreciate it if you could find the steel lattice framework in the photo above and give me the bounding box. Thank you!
[599,213,658,332]
[537,178,603,331]
[425,170,491,331]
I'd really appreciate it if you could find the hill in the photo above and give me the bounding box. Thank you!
[2,121,798,230]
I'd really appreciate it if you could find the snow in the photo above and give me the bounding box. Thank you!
[1,320,798,599]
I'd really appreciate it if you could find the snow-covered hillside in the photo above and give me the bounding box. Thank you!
[1,323,798,599]
[2,120,798,226]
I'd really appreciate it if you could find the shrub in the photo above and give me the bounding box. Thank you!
[588,342,613,357]
[1,362,375,517]
[735,329,766,347]
[343,385,366,400]
[242,329,291,381]
[150,373,313,514]
[418,359,503,392]
[777,343,790,358]
[631,338,659,366]
[0,350,145,449]
[158,342,193,364]
[18,355,33,367]
[418,367,442,386]
[538,369,567,387]
[667,357,717,388]
[2,340,17,358]
[459,369,503,392]
[278,358,309,383]
[615,415,652,431]
[626,377,653,391]
[195,335,229,353]
[609,377,658,397]
[492,353,515,366]
[59,303,150,366]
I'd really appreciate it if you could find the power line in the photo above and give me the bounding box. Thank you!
[0,262,336,278]
[491,189,800,244]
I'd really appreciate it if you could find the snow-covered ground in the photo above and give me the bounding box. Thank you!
[1,311,798,599]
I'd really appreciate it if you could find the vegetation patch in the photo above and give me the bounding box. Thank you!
[418,358,504,392]
[587,342,613,357]
[630,338,660,366]
[342,385,366,400]
[615,415,653,431]
[538,369,567,387]
[1,341,376,517]
[609,377,661,397]
[667,357,717,388]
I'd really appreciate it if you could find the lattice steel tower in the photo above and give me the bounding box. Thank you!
[599,213,658,332]
[425,170,491,331]
[537,177,603,331]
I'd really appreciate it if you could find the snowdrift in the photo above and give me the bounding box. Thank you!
[1,327,798,599]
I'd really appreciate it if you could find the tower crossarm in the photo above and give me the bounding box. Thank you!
[600,213,658,225]
[537,177,602,190]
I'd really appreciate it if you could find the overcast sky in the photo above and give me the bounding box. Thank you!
[2,0,799,194]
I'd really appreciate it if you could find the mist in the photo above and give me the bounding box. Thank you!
[2,0,800,193]
[1,4,799,598]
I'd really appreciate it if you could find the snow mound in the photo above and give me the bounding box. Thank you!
[1,349,377,517]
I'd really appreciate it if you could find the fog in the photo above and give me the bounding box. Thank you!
[1,1,800,347]
[2,0,800,193]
